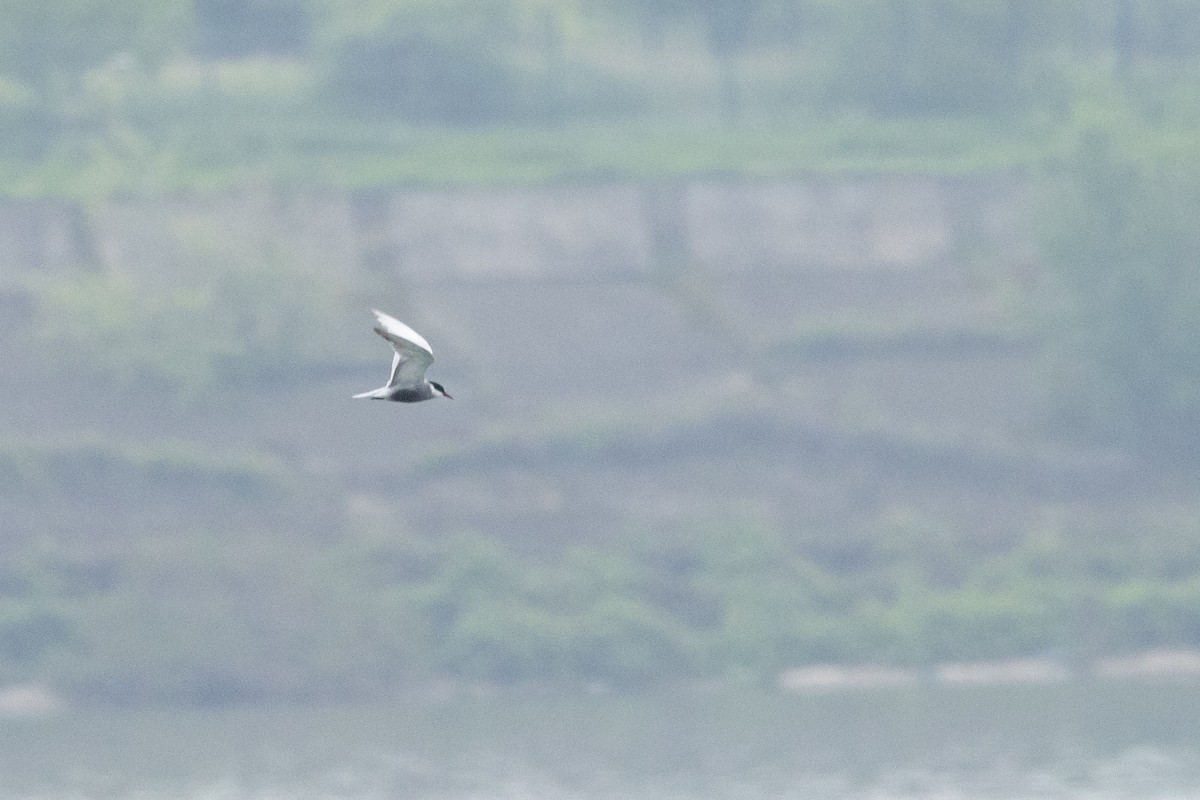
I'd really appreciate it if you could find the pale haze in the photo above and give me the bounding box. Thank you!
[1,2,1199,798]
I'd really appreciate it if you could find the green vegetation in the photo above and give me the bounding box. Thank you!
[1035,109,1200,458]
[1,2,1199,193]
[0,438,289,499]
[5,1,1199,433]
[2,1,1200,704]
[2,507,1199,702]
[25,219,361,402]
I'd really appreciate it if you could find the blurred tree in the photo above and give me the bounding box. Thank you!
[823,0,1071,116]
[320,0,534,123]
[0,603,71,668]
[0,0,190,92]
[34,245,351,403]
[1037,122,1200,461]
[1114,0,1135,74]
[1116,0,1200,67]
[695,0,762,121]
[619,0,769,121]
[194,0,310,57]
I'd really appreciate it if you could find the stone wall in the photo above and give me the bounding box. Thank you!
[0,175,1031,282]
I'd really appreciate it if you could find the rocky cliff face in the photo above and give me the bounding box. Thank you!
[5,175,1127,548]
[2,176,1031,282]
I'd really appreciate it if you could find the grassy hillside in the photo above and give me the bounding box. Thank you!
[1,4,1199,195]
[2,1,1200,704]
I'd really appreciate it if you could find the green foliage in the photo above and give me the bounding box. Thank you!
[0,602,72,668]
[194,0,310,58]
[1035,108,1200,458]
[65,536,414,703]
[323,28,532,124]
[317,0,646,124]
[7,1,1200,191]
[0,0,190,89]
[1101,577,1200,651]
[34,272,238,398]
[30,241,355,401]
[425,536,697,683]
[0,437,290,501]
[4,0,1200,707]
[818,0,1069,116]
[4,504,1200,701]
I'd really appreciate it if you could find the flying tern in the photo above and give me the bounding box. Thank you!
[353,309,452,402]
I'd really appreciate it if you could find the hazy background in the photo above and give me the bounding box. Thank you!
[0,0,1199,713]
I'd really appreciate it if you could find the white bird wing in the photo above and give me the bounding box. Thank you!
[372,309,435,388]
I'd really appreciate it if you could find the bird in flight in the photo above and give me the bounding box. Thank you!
[353,309,453,402]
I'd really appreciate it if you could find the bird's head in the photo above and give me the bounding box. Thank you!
[430,381,453,400]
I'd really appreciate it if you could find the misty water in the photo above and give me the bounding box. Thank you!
[3,681,1199,800]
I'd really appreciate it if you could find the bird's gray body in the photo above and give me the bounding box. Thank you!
[353,310,452,403]
[367,385,437,403]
